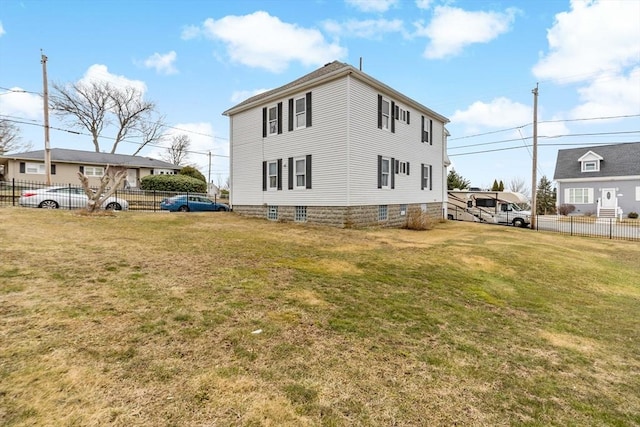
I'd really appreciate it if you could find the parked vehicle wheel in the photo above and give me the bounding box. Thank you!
[512,218,525,228]
[447,214,454,220]
[105,202,122,211]
[39,200,59,209]
[216,206,226,212]
[178,205,190,212]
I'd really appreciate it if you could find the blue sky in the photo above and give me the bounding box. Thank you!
[1,0,639,192]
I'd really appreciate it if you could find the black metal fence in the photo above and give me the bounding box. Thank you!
[0,179,227,212]
[533,215,639,242]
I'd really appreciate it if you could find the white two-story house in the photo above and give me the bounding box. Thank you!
[223,61,450,227]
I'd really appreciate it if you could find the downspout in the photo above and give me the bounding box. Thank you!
[346,73,351,208]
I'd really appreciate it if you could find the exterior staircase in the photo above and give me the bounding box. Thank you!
[598,208,617,219]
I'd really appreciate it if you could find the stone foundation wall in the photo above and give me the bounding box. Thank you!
[232,203,443,228]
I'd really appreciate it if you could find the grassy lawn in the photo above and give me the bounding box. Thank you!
[1,208,638,426]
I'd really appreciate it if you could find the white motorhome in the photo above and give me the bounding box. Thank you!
[447,190,532,227]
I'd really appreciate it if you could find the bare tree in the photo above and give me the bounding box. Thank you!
[132,115,166,156]
[77,165,127,213]
[162,134,191,165]
[51,80,164,154]
[508,177,530,198]
[0,118,32,154]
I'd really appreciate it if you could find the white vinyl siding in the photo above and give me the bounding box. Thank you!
[565,188,594,204]
[228,73,446,208]
[636,186,640,201]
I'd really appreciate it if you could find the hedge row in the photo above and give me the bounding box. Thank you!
[140,174,207,193]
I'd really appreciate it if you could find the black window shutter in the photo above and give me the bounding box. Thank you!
[390,157,395,189]
[277,159,282,190]
[430,120,434,145]
[377,95,382,129]
[407,162,410,175]
[262,161,267,191]
[421,116,425,142]
[288,99,294,132]
[262,107,267,138]
[390,101,395,133]
[395,159,399,174]
[421,164,425,190]
[305,154,312,189]
[395,105,399,120]
[306,92,312,127]
[79,165,84,174]
[377,155,382,188]
[277,102,283,134]
[19,162,25,173]
[288,157,293,190]
[429,165,433,190]
[51,164,56,175]
[407,111,410,124]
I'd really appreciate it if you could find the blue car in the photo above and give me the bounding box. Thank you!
[160,195,230,212]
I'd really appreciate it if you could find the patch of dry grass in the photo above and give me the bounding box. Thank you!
[1,207,639,426]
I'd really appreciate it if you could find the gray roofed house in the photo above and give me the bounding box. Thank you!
[0,148,180,188]
[553,142,640,218]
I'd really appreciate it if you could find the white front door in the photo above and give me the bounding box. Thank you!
[601,188,617,208]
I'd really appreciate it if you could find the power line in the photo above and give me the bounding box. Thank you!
[449,141,640,157]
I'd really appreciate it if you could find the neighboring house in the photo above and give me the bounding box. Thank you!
[0,148,180,188]
[553,142,640,218]
[222,61,450,227]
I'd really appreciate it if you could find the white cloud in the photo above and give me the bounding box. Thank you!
[78,64,147,95]
[181,25,201,40]
[451,97,531,130]
[191,11,347,73]
[533,0,640,83]
[0,21,5,36]
[345,0,398,13]
[569,67,640,119]
[230,88,269,104]
[323,18,405,39]
[415,0,433,10]
[0,87,42,119]
[143,51,178,75]
[417,6,518,59]
[451,97,570,136]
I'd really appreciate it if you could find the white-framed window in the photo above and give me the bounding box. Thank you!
[381,98,390,130]
[395,105,409,124]
[268,161,278,190]
[84,166,104,177]
[635,186,640,201]
[295,96,306,129]
[268,105,278,135]
[295,206,307,222]
[295,157,306,189]
[267,205,278,220]
[26,162,45,174]
[380,157,390,189]
[400,204,407,216]
[379,205,388,221]
[582,161,599,172]
[395,160,407,175]
[421,164,431,190]
[567,188,593,204]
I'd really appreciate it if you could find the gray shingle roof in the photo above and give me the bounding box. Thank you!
[553,142,640,180]
[1,148,179,169]
[222,60,449,123]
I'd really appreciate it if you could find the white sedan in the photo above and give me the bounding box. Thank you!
[19,186,129,210]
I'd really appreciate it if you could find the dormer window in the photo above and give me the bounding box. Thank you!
[582,161,598,172]
[578,150,603,173]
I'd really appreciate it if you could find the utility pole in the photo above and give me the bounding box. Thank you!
[41,51,51,185]
[531,84,539,230]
